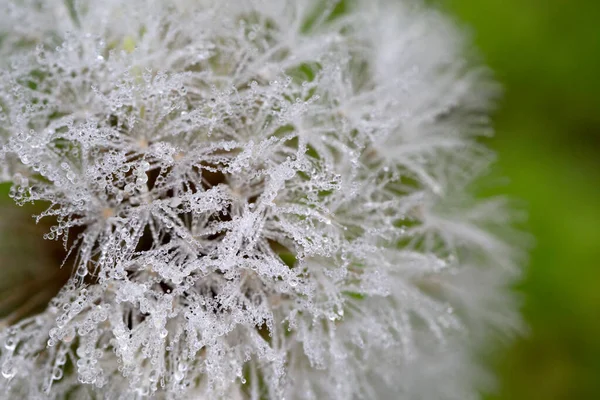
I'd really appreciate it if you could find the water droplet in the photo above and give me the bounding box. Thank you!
[174,370,184,381]
[3,338,16,351]
[52,367,63,380]
[76,266,88,277]
[2,360,16,379]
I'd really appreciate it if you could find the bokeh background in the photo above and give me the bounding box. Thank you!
[0,1,599,399]
[440,0,600,398]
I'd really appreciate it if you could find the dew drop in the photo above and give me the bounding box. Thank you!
[1,360,16,379]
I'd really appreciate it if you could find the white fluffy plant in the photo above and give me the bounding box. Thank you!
[0,0,523,399]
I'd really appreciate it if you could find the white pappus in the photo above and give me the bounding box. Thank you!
[0,0,523,399]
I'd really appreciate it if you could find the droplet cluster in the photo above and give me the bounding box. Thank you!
[0,1,521,399]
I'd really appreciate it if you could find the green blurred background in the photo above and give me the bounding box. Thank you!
[440,0,600,398]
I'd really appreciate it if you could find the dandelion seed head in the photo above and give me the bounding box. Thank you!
[0,0,522,399]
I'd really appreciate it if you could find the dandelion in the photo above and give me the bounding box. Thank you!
[0,0,523,399]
